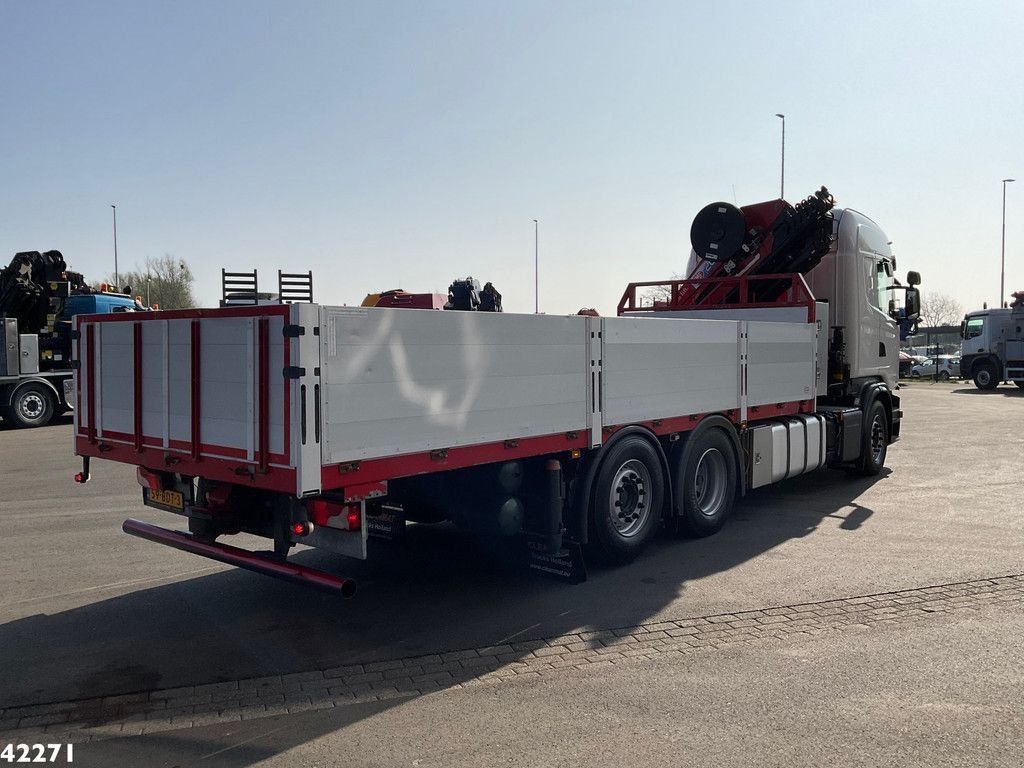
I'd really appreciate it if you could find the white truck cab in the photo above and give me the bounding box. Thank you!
[804,208,902,392]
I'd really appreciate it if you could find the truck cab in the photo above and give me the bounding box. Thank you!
[60,292,141,319]
[803,208,905,392]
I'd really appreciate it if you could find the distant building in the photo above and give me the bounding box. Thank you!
[902,324,960,355]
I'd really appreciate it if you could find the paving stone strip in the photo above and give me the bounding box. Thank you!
[2,573,1022,742]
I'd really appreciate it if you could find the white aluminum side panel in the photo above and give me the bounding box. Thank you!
[166,319,193,445]
[745,321,817,407]
[83,313,289,469]
[196,316,285,458]
[319,308,590,464]
[97,322,132,436]
[601,316,741,424]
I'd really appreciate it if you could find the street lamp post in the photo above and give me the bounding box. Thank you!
[111,204,119,289]
[533,219,539,314]
[775,114,785,199]
[1001,178,1015,308]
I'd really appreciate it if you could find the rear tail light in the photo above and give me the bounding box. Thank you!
[305,498,362,531]
[136,467,163,491]
[291,521,313,537]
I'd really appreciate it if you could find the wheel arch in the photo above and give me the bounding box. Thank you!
[858,380,892,431]
[569,425,670,544]
[4,377,62,409]
[967,354,1002,379]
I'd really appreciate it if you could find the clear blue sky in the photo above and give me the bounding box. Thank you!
[2,1,1022,315]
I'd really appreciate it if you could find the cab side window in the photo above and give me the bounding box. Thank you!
[965,318,985,339]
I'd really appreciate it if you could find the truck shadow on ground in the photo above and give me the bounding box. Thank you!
[951,386,1024,397]
[1,468,889,766]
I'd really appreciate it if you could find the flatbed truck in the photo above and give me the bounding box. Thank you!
[72,189,921,594]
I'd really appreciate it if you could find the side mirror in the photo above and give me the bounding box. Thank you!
[906,271,921,287]
[904,287,921,320]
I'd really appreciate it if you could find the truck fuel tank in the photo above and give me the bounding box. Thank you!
[748,415,826,489]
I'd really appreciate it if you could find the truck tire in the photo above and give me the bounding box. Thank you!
[973,361,998,390]
[675,428,737,537]
[7,383,57,428]
[856,401,888,476]
[588,435,665,565]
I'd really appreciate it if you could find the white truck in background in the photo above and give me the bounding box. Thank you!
[71,188,921,595]
[959,299,1024,389]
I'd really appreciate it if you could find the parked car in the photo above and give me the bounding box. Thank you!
[910,355,960,379]
[899,352,932,377]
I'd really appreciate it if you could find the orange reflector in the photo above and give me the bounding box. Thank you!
[569,449,582,459]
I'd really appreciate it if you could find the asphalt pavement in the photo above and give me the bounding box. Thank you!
[0,381,1022,766]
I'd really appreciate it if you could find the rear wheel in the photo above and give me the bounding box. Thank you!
[7,383,57,428]
[675,428,737,537]
[856,401,889,476]
[938,370,950,381]
[973,361,998,390]
[588,436,665,564]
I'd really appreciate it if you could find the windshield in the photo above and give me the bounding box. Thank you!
[964,316,985,340]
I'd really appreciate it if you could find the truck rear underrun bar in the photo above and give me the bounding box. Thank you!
[121,518,357,598]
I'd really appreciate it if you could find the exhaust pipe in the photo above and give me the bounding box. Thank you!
[122,518,357,598]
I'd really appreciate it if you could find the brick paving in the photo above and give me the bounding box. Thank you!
[2,573,1022,743]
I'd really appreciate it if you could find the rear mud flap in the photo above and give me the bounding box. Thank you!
[527,541,587,584]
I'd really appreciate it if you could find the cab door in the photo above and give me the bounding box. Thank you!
[856,227,898,387]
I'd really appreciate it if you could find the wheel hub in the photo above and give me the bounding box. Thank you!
[608,460,651,538]
[19,393,44,420]
[694,448,728,517]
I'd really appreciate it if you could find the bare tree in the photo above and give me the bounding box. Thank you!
[640,272,684,305]
[918,292,963,328]
[99,254,196,309]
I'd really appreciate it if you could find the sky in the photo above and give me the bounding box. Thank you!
[2,1,1023,316]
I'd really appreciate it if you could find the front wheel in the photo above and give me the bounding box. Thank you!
[856,401,889,476]
[973,362,998,390]
[588,436,665,565]
[6,383,57,428]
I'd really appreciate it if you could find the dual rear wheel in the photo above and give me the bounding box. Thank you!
[587,428,737,564]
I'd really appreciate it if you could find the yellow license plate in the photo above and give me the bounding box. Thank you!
[147,488,184,511]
